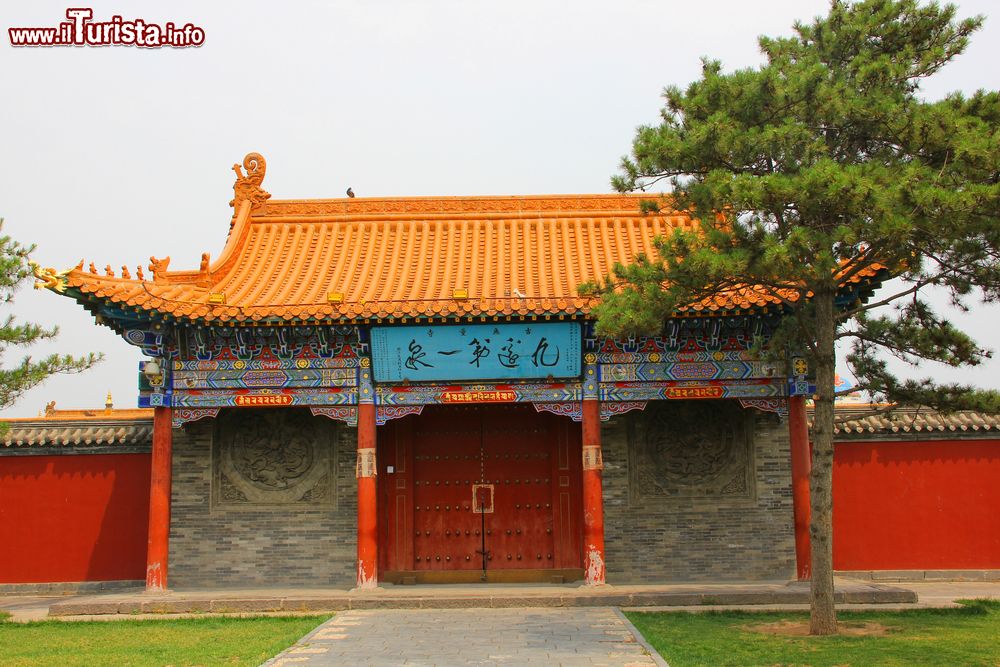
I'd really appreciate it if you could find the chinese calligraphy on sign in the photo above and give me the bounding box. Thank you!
[371,323,582,382]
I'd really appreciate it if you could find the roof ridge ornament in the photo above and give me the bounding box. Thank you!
[229,152,271,217]
[148,256,170,283]
[29,261,70,293]
[196,252,212,287]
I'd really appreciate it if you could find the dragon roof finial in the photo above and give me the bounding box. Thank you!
[29,261,70,293]
[148,256,170,283]
[229,152,271,215]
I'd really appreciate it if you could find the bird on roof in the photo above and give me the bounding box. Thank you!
[346,187,355,198]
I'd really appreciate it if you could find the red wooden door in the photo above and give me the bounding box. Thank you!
[380,404,582,580]
[412,406,482,572]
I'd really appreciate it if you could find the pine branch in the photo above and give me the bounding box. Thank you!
[0,218,104,409]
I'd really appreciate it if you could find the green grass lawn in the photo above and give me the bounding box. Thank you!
[0,614,329,667]
[627,599,1000,667]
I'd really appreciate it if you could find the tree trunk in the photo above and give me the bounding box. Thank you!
[809,285,838,635]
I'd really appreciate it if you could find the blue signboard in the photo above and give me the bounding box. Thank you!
[371,322,582,383]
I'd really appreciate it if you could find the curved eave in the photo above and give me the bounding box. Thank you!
[54,266,888,330]
[835,265,892,310]
[59,283,791,330]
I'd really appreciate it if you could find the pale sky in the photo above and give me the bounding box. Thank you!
[1,0,998,416]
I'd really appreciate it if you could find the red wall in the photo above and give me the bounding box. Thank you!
[834,439,1000,570]
[4,439,998,583]
[0,454,150,583]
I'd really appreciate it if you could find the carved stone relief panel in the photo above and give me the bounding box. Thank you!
[628,399,755,503]
[212,408,336,508]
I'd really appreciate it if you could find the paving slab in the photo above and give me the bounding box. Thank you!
[0,596,58,622]
[264,608,665,667]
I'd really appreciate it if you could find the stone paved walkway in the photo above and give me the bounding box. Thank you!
[264,607,665,667]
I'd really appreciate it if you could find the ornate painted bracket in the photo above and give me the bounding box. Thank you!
[376,405,423,425]
[172,407,220,428]
[125,328,168,358]
[534,402,582,421]
[534,400,648,422]
[310,405,424,426]
[600,401,647,420]
[310,406,358,426]
[738,397,789,421]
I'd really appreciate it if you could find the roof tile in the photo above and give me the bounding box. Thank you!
[817,406,1000,436]
[58,193,884,324]
[2,408,154,448]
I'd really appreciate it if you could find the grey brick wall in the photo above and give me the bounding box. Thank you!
[169,418,357,588]
[602,409,796,582]
[168,407,795,587]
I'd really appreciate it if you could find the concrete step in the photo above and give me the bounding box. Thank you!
[47,583,917,617]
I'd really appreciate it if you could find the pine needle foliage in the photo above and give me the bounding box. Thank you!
[591,0,1000,634]
[0,219,101,412]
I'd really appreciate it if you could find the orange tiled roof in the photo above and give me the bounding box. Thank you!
[43,155,885,325]
[58,194,724,323]
[810,405,1000,437]
[2,404,154,448]
[3,407,154,423]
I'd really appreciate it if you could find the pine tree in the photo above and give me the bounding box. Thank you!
[591,0,1000,634]
[0,219,101,418]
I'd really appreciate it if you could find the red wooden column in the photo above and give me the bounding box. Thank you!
[581,398,607,585]
[788,395,812,580]
[356,360,379,589]
[146,406,173,592]
[581,353,607,585]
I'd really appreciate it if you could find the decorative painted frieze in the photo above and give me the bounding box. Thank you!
[378,382,583,406]
[599,360,775,382]
[601,379,783,403]
[171,388,356,408]
[129,316,800,411]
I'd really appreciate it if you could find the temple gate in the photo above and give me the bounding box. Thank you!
[379,405,582,582]
[32,152,886,590]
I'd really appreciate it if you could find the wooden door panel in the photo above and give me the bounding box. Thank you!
[380,416,414,573]
[381,404,583,576]
[482,408,556,568]
[412,407,482,570]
